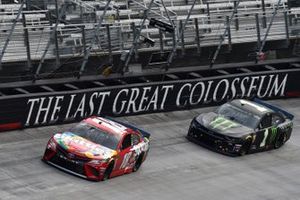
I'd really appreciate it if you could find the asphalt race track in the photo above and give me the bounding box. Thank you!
[0,99,300,200]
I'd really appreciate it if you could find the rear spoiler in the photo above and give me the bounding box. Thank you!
[253,98,294,120]
[106,117,151,139]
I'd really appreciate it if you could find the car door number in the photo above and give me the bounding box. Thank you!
[260,129,268,147]
[120,152,133,169]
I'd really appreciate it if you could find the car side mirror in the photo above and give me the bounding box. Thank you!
[258,124,263,130]
[275,119,281,125]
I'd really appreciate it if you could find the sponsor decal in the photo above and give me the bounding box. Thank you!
[209,116,239,130]
[55,132,114,159]
[279,122,293,130]
[120,140,150,170]
[269,127,278,144]
[131,140,149,156]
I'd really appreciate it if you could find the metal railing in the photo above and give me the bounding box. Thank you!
[0,0,298,74]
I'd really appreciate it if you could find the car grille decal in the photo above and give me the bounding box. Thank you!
[209,116,238,130]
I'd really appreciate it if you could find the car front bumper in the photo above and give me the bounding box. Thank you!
[187,121,243,156]
[42,148,106,181]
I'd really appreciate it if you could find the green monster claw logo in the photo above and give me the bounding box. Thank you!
[269,127,277,143]
[209,116,238,131]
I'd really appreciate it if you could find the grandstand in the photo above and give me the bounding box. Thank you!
[0,0,300,81]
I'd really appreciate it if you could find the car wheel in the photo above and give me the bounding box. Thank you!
[239,139,251,156]
[102,162,114,181]
[274,132,286,149]
[133,153,144,172]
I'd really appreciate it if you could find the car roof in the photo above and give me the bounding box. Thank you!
[230,99,273,117]
[83,116,130,137]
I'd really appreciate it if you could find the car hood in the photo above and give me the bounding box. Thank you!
[53,132,117,160]
[195,112,253,137]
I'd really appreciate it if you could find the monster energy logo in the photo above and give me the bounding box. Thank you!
[269,127,278,143]
[209,116,238,130]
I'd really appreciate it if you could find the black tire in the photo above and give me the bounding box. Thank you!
[274,132,286,149]
[102,162,114,181]
[239,139,252,156]
[133,153,144,172]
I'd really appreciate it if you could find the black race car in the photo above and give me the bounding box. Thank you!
[187,99,294,156]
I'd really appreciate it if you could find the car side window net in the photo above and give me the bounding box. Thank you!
[259,115,271,129]
[132,134,140,146]
[122,134,132,150]
[271,114,284,126]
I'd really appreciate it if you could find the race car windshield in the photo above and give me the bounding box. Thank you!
[70,122,121,150]
[217,103,260,129]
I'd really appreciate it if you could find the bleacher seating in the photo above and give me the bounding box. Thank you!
[0,0,299,66]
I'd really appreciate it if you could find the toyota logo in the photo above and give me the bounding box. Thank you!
[68,153,75,159]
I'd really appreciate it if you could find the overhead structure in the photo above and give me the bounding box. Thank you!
[292,16,300,57]
[165,0,198,71]
[78,0,115,78]
[123,0,177,74]
[34,0,116,80]
[209,0,241,68]
[0,0,297,82]
[0,1,26,70]
[258,0,283,56]
[34,1,68,80]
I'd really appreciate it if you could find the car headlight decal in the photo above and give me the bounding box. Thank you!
[47,138,56,151]
[233,144,242,152]
[89,159,104,165]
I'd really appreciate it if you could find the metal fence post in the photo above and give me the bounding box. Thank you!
[180,20,185,56]
[159,29,164,57]
[284,11,290,46]
[194,18,201,54]
[287,1,293,26]
[234,1,239,30]
[261,0,267,28]
[80,2,83,22]
[226,16,232,51]
[207,3,211,32]
[54,0,60,66]
[82,26,87,58]
[172,29,176,54]
[131,22,139,60]
[94,8,97,23]
[22,13,32,70]
[256,13,262,50]
[106,24,113,63]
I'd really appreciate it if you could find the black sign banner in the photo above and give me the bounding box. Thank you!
[0,69,300,131]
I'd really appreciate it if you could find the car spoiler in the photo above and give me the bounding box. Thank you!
[253,98,294,120]
[106,117,151,139]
